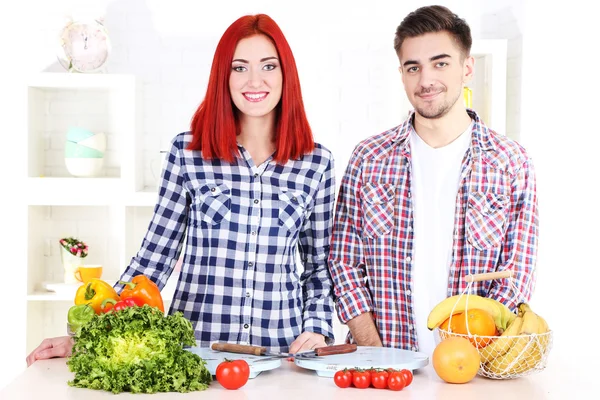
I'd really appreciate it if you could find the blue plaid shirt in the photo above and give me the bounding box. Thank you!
[119,132,336,351]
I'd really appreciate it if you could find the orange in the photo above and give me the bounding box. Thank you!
[432,337,480,384]
[439,309,498,348]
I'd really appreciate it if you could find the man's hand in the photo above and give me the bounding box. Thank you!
[26,336,74,367]
[347,312,383,346]
[288,331,327,354]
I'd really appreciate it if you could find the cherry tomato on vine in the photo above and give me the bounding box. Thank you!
[387,371,407,391]
[370,370,389,389]
[352,370,371,389]
[400,369,413,386]
[333,369,353,388]
[215,359,250,390]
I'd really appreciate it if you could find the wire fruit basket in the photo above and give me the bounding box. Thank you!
[437,271,553,380]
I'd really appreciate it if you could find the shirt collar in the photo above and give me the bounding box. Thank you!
[391,108,496,157]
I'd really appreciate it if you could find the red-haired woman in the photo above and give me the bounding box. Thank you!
[27,14,336,366]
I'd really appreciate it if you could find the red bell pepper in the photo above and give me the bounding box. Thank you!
[101,297,144,313]
[118,275,165,312]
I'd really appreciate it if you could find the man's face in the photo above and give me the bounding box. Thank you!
[398,31,473,119]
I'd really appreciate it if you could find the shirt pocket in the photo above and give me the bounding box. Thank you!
[466,191,509,250]
[361,182,396,238]
[278,190,307,234]
[192,183,232,226]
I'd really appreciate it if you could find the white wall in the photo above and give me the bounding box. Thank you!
[2,0,595,390]
[520,0,598,386]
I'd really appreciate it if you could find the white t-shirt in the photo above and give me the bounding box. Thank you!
[409,121,473,356]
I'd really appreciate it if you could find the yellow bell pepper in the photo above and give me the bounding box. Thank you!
[74,278,120,314]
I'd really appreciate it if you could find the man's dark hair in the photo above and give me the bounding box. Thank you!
[394,5,472,58]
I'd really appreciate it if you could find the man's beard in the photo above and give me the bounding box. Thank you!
[415,87,462,119]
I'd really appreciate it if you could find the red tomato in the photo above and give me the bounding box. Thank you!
[352,370,371,389]
[370,370,389,389]
[400,369,413,386]
[334,370,353,388]
[215,359,250,390]
[387,371,406,391]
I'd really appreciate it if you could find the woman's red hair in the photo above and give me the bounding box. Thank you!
[188,14,314,164]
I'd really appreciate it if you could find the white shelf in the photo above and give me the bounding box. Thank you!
[25,178,160,207]
[26,177,124,205]
[124,190,160,207]
[28,72,137,90]
[27,293,76,301]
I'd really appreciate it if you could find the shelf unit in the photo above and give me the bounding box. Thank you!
[24,73,175,354]
[470,39,508,135]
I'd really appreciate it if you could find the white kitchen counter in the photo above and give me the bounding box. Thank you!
[1,349,593,400]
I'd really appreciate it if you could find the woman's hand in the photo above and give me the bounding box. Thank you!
[288,331,327,355]
[26,336,74,367]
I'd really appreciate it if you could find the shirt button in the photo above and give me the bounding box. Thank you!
[251,231,256,235]
[244,324,249,329]
[408,225,413,232]
[210,187,216,192]
[246,292,251,297]
[291,196,297,203]
[408,191,412,198]
[405,256,412,262]
[406,289,412,296]
[248,262,254,267]
[253,199,259,204]
[253,173,258,178]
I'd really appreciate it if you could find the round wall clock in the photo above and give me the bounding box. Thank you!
[58,19,111,73]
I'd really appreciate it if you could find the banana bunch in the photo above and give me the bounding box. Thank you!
[482,303,551,376]
[427,294,516,333]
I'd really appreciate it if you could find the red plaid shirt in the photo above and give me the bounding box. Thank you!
[328,110,538,350]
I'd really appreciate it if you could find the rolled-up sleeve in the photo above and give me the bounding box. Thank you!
[489,158,538,311]
[298,153,336,342]
[328,146,374,323]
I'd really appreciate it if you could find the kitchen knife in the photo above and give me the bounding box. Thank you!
[210,342,357,359]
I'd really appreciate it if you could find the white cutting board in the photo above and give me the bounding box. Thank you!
[295,346,429,377]
[185,346,281,379]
